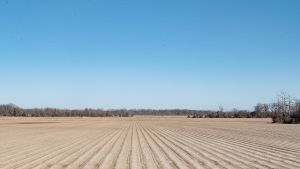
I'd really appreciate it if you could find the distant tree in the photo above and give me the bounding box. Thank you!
[217,105,224,118]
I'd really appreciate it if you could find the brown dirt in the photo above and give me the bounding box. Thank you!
[0,117,299,169]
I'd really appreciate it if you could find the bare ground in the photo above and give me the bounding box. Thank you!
[0,117,300,169]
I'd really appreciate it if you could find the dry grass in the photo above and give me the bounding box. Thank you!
[0,117,300,169]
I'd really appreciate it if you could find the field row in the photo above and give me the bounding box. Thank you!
[0,117,300,169]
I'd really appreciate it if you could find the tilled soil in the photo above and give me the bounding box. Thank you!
[0,117,299,169]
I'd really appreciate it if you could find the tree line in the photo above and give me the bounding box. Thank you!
[188,107,255,118]
[0,104,210,117]
[253,92,300,123]
[190,92,300,124]
[1,92,299,123]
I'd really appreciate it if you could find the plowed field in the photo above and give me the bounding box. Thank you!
[0,117,300,169]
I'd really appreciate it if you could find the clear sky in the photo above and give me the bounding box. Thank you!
[0,0,299,110]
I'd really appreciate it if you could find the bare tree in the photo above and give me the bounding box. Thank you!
[216,105,223,118]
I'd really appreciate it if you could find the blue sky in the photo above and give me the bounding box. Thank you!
[0,0,299,110]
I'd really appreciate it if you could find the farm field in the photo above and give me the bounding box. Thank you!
[0,117,300,169]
